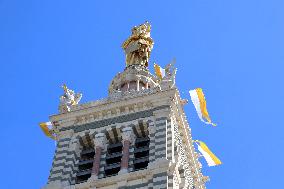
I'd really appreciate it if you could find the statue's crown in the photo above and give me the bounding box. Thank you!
[131,21,151,38]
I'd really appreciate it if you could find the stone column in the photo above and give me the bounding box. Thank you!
[91,133,105,179]
[136,79,140,91]
[145,78,149,89]
[127,82,130,91]
[119,127,135,174]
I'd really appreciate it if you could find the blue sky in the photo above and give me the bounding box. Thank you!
[0,0,283,188]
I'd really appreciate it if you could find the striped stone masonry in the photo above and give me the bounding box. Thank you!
[43,88,207,189]
[148,119,155,163]
[44,115,203,188]
[48,137,72,184]
[154,117,168,160]
[153,172,169,189]
[61,139,81,185]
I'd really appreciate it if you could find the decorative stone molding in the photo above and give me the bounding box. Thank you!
[50,88,177,132]
[117,180,127,188]
[173,121,195,188]
[108,87,160,102]
[170,93,207,189]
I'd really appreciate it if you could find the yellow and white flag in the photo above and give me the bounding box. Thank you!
[154,63,166,79]
[189,88,216,126]
[195,140,222,167]
[39,121,56,140]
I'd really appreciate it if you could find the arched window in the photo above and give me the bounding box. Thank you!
[75,135,95,184]
[104,141,123,177]
[133,136,150,171]
[104,128,123,177]
[133,121,150,171]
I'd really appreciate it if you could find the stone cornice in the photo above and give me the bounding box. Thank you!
[60,105,170,133]
[50,88,177,131]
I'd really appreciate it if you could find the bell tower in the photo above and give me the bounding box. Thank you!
[42,22,208,189]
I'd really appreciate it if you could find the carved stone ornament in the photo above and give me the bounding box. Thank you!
[108,87,160,102]
[160,60,178,89]
[202,176,210,183]
[59,84,82,113]
[173,122,196,188]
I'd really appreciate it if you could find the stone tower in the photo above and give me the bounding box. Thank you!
[43,22,208,189]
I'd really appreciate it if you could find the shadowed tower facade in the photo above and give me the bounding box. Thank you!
[43,22,208,189]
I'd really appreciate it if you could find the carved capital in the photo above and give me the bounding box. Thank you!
[94,133,106,149]
[121,127,135,144]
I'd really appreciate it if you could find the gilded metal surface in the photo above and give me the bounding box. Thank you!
[122,22,154,67]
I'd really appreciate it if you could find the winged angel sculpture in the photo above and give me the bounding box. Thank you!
[59,84,82,113]
[158,59,177,89]
[164,60,177,84]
